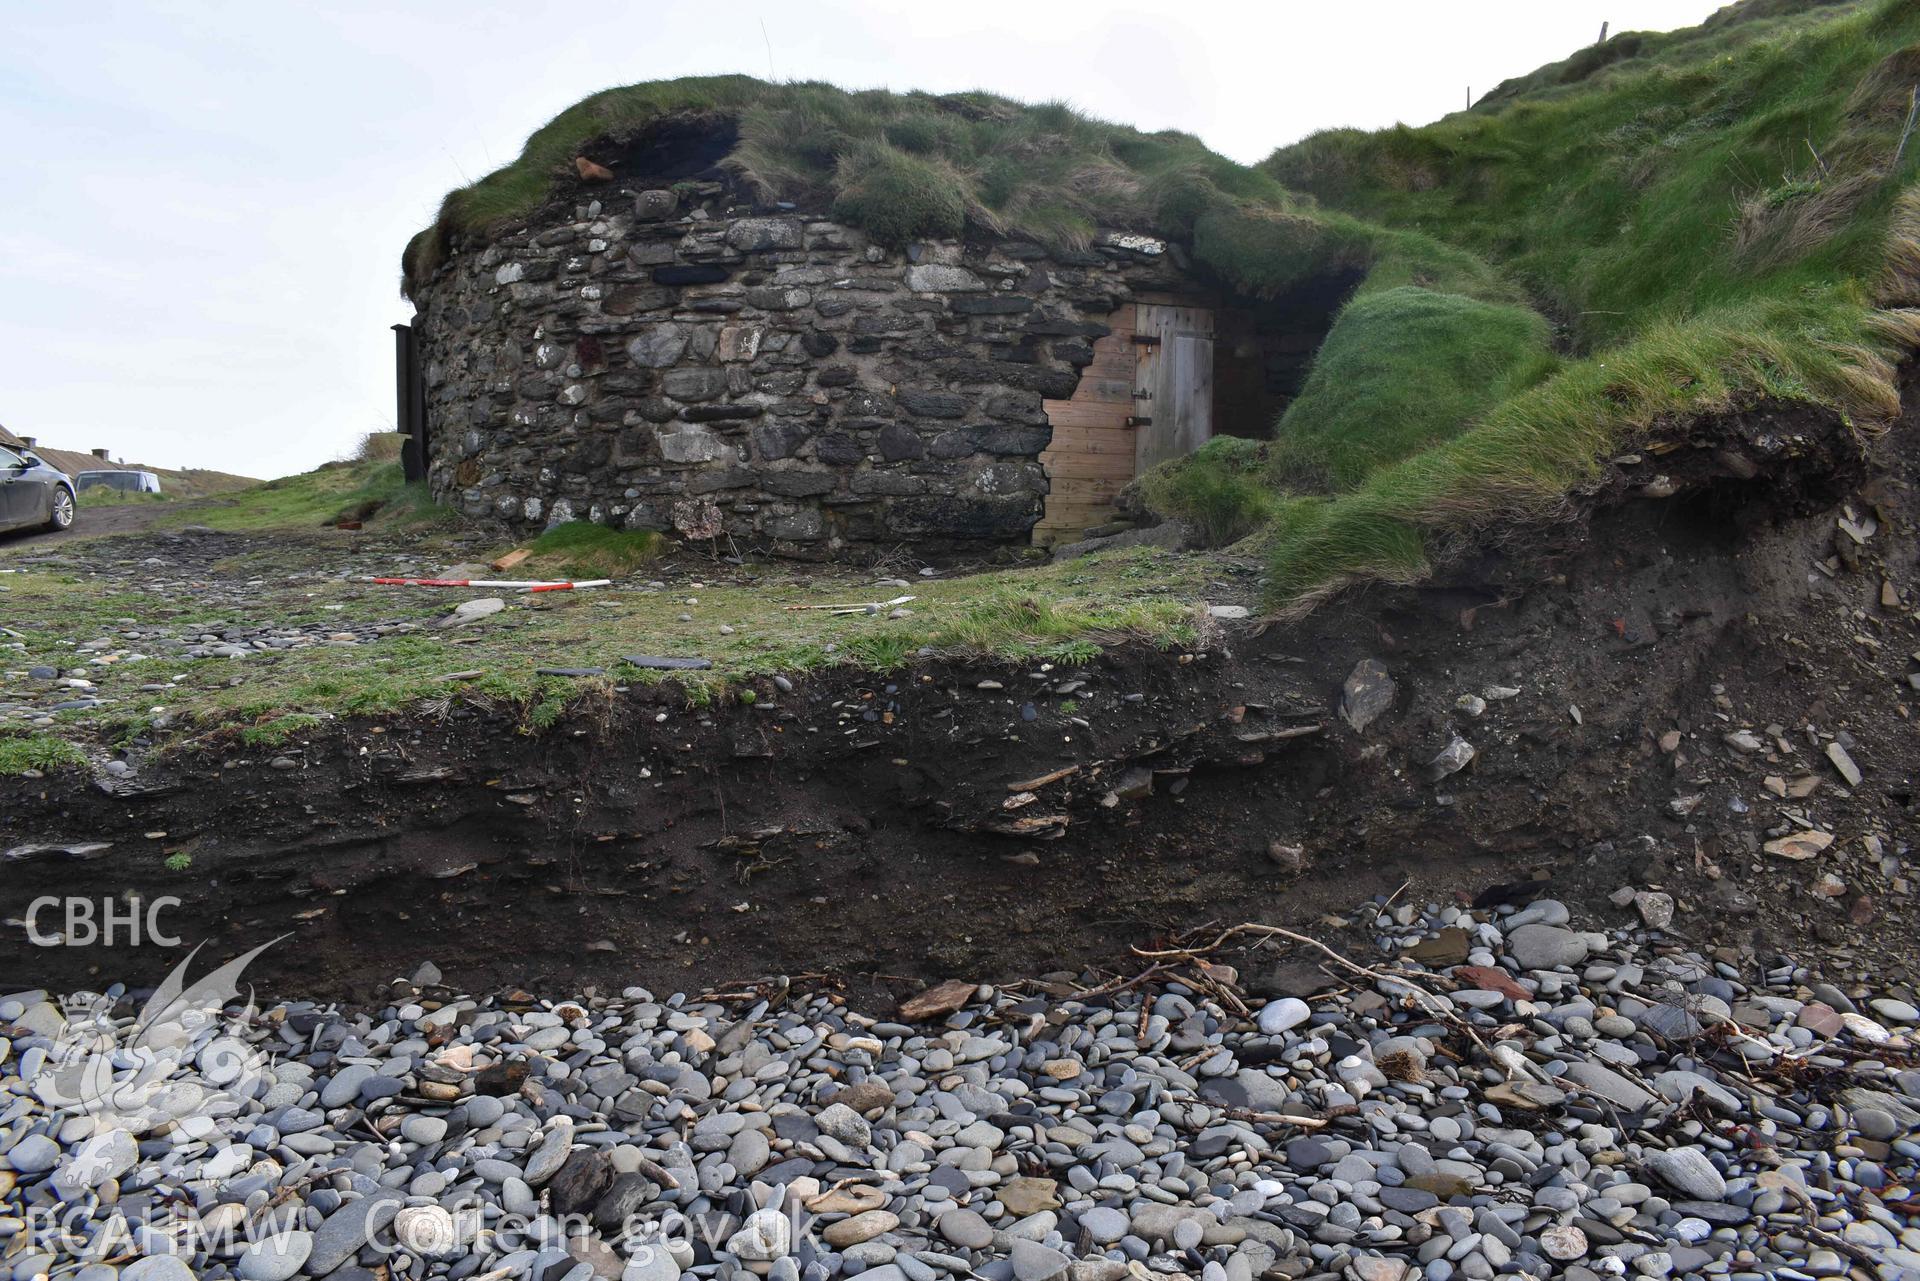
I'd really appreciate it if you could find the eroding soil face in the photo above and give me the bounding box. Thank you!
[4,389,1917,1007]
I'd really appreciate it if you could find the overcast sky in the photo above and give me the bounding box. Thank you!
[0,1,1724,479]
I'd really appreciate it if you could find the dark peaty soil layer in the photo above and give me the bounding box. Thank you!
[4,382,1917,1011]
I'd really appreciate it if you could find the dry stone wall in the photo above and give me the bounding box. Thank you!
[410,179,1198,552]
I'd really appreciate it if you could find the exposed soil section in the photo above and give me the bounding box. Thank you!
[5,384,1918,1008]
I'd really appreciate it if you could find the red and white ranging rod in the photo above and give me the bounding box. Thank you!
[362,576,612,593]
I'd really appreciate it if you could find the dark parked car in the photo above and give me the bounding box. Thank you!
[0,444,76,533]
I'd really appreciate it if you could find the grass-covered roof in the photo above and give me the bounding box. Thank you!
[404,0,1920,610]
[399,76,1504,308]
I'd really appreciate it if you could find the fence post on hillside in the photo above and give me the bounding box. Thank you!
[1597,21,1608,45]
[1894,85,1919,170]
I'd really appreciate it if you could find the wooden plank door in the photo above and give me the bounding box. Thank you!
[1035,301,1215,544]
[1036,303,1139,544]
[1133,304,1214,473]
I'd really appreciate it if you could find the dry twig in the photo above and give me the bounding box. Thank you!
[1134,921,1495,1058]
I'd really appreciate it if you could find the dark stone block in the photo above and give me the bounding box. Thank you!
[801,330,840,358]
[936,359,1078,400]
[847,336,883,355]
[755,373,808,397]
[517,260,560,283]
[682,404,764,422]
[634,190,680,221]
[1024,311,1109,338]
[950,296,1035,315]
[985,391,1046,423]
[1030,368,1081,399]
[652,264,731,285]
[897,390,969,419]
[661,368,729,402]
[761,470,836,497]
[1052,340,1095,367]
[815,365,856,388]
[878,424,926,461]
[979,426,1051,455]
[751,422,812,461]
[602,287,674,316]
[688,298,744,313]
[815,433,862,465]
[686,467,758,494]
[900,337,971,362]
[929,428,984,460]
[964,460,1048,495]
[744,287,810,311]
[635,398,678,423]
[564,438,613,471]
[628,242,678,266]
[844,391,894,419]
[852,471,927,496]
[725,218,803,252]
[815,298,856,319]
[615,429,658,463]
[598,373,653,396]
[1049,249,1105,267]
[887,494,1039,538]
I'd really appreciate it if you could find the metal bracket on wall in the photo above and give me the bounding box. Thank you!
[1126,416,1153,428]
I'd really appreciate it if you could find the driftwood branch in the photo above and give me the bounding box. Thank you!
[1134,921,1494,1058]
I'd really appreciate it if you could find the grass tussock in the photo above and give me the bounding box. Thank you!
[1136,438,1279,545]
[1268,287,1559,490]
[352,432,407,464]
[0,731,87,775]
[522,521,664,578]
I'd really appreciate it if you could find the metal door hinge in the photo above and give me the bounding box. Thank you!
[1130,335,1161,347]
[1126,416,1153,428]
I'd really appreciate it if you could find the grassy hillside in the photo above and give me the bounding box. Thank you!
[157,458,446,532]
[1189,0,1920,604]
[402,0,1920,609]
